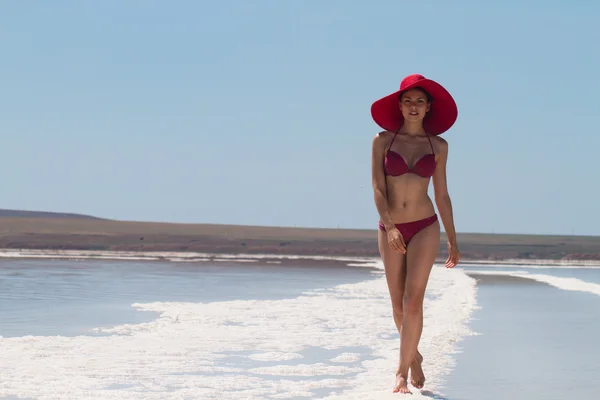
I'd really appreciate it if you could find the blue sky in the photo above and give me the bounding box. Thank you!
[1,1,598,236]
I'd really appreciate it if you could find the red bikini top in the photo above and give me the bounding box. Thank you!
[384,132,437,178]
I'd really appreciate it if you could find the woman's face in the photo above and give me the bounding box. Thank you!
[399,88,431,122]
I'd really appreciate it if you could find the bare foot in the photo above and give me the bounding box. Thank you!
[410,351,426,389]
[393,372,411,394]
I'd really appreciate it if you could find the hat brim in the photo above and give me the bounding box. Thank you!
[370,78,458,135]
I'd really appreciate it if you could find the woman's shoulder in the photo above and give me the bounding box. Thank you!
[374,130,394,139]
[372,130,394,146]
[430,135,449,153]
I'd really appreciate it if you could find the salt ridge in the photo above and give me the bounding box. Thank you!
[1,248,598,268]
[466,269,600,296]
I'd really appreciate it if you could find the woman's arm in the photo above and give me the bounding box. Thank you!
[372,132,406,254]
[431,137,460,267]
[372,133,394,229]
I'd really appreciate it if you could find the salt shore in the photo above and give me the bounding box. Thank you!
[1,248,599,268]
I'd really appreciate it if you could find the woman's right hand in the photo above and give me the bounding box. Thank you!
[387,227,406,254]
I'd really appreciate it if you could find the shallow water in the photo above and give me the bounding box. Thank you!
[3,259,597,399]
[440,266,600,400]
[0,259,377,338]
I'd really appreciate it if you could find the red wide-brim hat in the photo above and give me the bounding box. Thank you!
[370,74,458,135]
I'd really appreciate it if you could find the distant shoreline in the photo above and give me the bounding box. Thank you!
[0,215,599,263]
[1,248,599,268]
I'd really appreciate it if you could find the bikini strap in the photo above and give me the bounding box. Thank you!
[425,133,435,155]
[387,131,399,151]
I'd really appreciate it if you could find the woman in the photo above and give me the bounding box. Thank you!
[370,73,460,394]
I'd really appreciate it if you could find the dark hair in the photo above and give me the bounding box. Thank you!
[398,86,432,102]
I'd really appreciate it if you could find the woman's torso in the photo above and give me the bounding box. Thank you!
[382,131,439,223]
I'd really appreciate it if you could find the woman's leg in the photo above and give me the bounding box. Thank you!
[379,229,425,392]
[378,228,406,335]
[395,219,440,393]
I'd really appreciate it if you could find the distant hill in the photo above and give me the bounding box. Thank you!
[0,209,105,220]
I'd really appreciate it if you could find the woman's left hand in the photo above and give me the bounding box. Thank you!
[446,242,460,268]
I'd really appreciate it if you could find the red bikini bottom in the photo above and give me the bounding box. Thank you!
[378,214,438,245]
